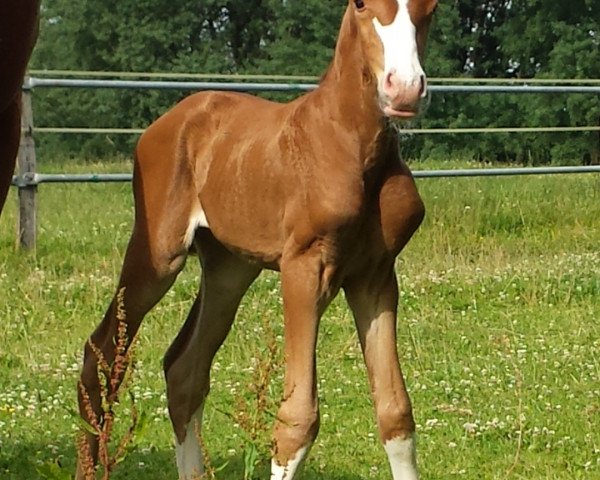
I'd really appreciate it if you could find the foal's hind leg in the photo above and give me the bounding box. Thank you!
[76,226,189,478]
[164,230,260,480]
[75,149,199,478]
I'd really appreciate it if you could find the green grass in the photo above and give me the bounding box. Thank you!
[0,158,599,479]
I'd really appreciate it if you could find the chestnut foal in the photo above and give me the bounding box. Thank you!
[76,0,437,478]
[0,0,39,216]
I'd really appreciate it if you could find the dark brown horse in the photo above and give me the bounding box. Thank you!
[0,0,40,216]
[77,0,437,478]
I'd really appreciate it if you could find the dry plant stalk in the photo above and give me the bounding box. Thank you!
[77,287,139,480]
[192,418,216,480]
[234,311,281,463]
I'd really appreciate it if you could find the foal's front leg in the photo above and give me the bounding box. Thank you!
[271,251,333,480]
[345,267,418,480]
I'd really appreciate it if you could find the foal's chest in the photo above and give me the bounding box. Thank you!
[319,160,425,270]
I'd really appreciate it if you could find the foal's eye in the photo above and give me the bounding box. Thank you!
[354,0,365,10]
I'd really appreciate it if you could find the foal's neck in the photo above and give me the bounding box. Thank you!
[315,7,395,162]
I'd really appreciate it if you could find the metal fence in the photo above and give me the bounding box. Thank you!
[11,76,600,250]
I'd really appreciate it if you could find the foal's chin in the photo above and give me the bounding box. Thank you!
[383,106,420,119]
[381,105,421,130]
[380,95,431,129]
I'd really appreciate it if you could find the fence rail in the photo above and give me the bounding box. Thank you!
[32,126,600,135]
[28,70,600,84]
[11,76,600,250]
[11,166,600,188]
[25,77,600,94]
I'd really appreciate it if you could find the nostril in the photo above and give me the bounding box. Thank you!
[384,69,397,90]
[419,75,427,97]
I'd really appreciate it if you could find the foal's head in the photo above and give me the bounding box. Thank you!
[351,0,437,119]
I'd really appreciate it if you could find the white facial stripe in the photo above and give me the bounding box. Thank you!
[373,0,424,87]
[384,434,419,480]
[175,406,205,480]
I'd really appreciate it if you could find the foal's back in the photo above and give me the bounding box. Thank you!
[137,89,366,264]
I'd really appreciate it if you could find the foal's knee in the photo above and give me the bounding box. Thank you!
[377,402,415,442]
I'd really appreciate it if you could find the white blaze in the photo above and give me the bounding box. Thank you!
[373,0,425,91]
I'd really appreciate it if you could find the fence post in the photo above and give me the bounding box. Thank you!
[17,77,37,251]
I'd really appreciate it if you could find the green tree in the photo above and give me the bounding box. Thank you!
[499,0,600,163]
[252,0,343,76]
[31,0,277,158]
[29,0,599,163]
[411,0,599,164]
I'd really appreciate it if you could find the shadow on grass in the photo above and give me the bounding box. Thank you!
[1,439,365,480]
[213,457,366,480]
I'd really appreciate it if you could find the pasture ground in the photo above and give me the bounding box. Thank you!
[0,158,598,479]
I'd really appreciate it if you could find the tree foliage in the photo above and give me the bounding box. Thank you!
[414,0,600,164]
[30,0,599,163]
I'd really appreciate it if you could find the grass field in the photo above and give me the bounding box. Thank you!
[0,158,598,479]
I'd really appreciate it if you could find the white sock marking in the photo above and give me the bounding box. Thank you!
[175,406,204,480]
[271,446,309,480]
[384,434,419,480]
